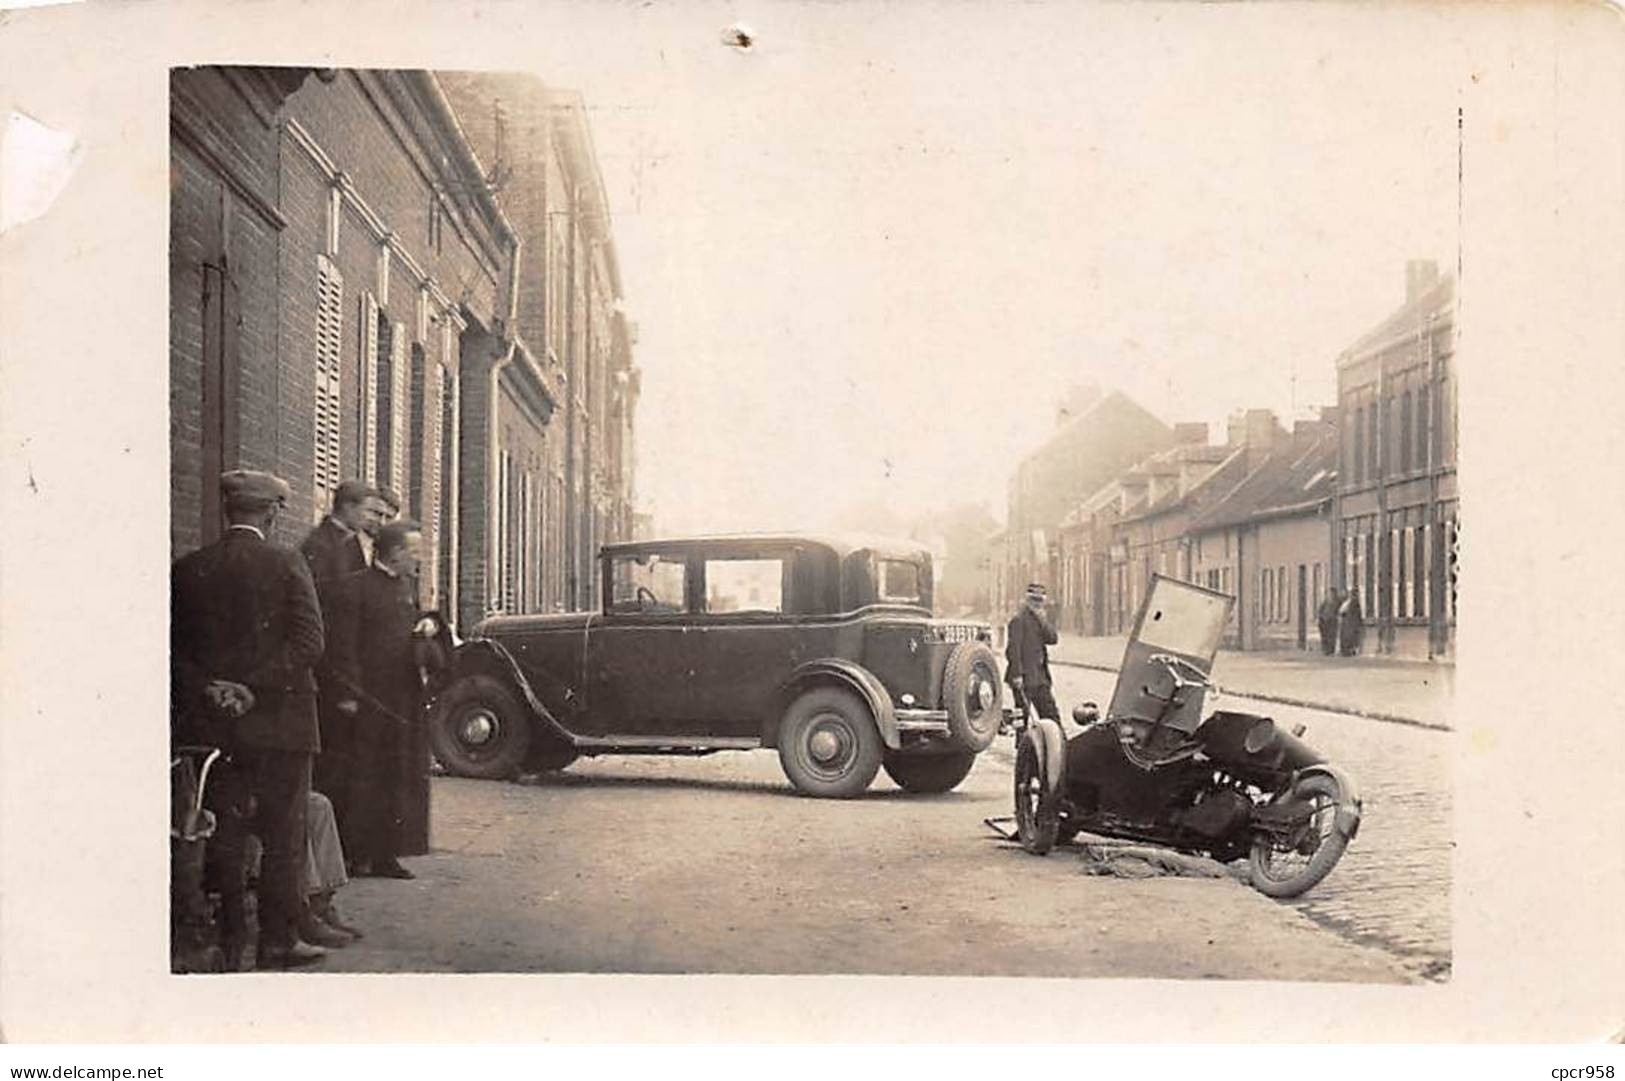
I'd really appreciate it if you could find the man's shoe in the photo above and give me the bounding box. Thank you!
[316,901,363,939]
[298,913,353,948]
[371,860,415,880]
[256,940,327,970]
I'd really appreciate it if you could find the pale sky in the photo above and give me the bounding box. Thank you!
[507,3,1462,537]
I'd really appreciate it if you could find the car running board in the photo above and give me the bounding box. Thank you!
[569,734,763,753]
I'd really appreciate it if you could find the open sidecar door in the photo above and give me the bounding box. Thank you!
[1106,573,1235,736]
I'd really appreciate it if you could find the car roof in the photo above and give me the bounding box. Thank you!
[601,532,932,561]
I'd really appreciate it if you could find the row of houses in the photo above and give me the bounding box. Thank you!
[991,260,1458,659]
[169,66,638,633]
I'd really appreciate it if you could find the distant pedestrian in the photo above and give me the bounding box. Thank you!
[1338,588,1364,656]
[1317,588,1342,656]
[327,520,429,879]
[170,470,326,970]
[1005,582,1060,723]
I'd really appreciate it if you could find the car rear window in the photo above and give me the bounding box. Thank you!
[878,559,923,603]
[704,558,786,614]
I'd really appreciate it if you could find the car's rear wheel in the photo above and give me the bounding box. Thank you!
[429,675,534,780]
[778,687,883,798]
[942,641,1003,752]
[882,750,976,794]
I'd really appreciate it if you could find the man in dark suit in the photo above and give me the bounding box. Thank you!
[171,470,327,970]
[326,520,428,879]
[1005,582,1060,723]
[299,480,380,835]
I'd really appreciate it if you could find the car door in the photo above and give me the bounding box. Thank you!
[685,548,811,738]
[1105,573,1234,736]
[586,547,699,736]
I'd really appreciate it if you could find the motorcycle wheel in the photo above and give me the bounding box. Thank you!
[1013,730,1060,855]
[1248,773,1353,898]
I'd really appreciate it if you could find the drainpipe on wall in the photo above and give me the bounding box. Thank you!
[484,235,523,614]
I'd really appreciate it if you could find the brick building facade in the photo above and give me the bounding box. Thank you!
[170,67,637,632]
[1333,261,1457,659]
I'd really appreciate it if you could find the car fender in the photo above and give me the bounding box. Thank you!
[1027,718,1067,797]
[770,659,900,751]
[1296,762,1362,841]
[441,639,581,750]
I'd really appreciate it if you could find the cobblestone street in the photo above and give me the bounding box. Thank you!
[1050,665,1452,980]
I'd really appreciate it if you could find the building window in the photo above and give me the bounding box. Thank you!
[1261,568,1272,622]
[1388,527,1401,621]
[1363,527,1376,616]
[1313,562,1323,608]
[1416,383,1430,471]
[1414,523,1428,620]
[359,292,381,483]
[1352,406,1365,485]
[1366,401,1378,480]
[1398,525,1412,619]
[1400,391,1413,473]
[312,255,345,518]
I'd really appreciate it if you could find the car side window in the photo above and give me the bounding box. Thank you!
[704,558,786,615]
[610,553,688,614]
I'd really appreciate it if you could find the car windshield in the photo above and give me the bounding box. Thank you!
[610,553,687,613]
[1133,575,1231,662]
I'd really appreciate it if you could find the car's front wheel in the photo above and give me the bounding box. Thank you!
[882,750,976,794]
[777,687,883,798]
[429,674,534,780]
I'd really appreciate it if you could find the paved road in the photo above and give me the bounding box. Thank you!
[1050,665,1452,981]
[321,748,1407,981]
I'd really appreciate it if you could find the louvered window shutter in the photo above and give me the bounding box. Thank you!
[313,255,346,519]
[390,321,409,493]
[360,292,380,483]
[422,360,446,606]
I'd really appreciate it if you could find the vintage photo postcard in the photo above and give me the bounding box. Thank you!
[2,0,1624,1045]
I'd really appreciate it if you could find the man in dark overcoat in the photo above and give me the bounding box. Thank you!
[171,470,327,969]
[327,520,427,879]
[299,480,380,830]
[1338,588,1365,657]
[1005,582,1060,723]
[1317,588,1343,656]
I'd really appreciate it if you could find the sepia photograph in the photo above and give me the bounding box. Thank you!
[165,34,1454,982]
[4,0,1625,1047]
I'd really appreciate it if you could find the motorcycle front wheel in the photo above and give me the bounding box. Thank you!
[1013,732,1060,855]
[1248,773,1353,898]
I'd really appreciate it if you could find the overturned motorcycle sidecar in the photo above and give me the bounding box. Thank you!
[1012,574,1362,899]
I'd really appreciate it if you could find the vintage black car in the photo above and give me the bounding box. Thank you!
[427,534,1006,797]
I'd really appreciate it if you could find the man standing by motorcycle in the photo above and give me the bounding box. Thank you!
[1005,582,1060,725]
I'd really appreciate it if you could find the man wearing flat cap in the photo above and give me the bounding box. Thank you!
[1005,582,1060,724]
[171,470,327,969]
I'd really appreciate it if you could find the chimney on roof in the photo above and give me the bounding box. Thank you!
[1406,259,1440,304]
[1226,408,1283,451]
[1172,422,1209,446]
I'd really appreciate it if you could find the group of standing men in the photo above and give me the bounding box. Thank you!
[171,471,438,971]
[1316,588,1366,657]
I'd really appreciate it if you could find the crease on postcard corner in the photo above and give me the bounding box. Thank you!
[1,110,83,236]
